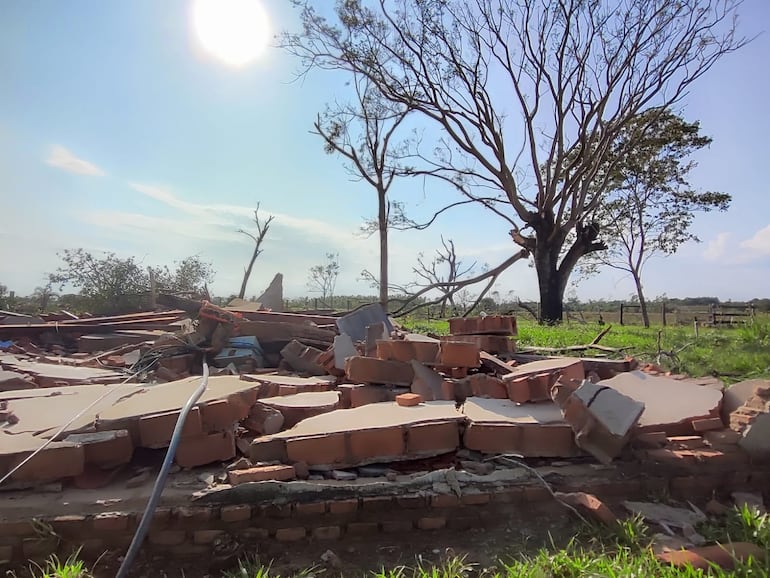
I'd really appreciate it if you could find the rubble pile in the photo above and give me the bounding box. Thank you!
[1,298,768,494]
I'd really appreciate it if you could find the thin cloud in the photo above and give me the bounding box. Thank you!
[128,181,358,245]
[46,145,105,176]
[740,223,770,257]
[703,232,731,261]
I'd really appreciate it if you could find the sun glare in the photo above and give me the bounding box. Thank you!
[192,0,270,67]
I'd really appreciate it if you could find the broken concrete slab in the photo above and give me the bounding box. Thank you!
[599,371,723,435]
[553,381,645,464]
[269,401,464,467]
[240,374,337,397]
[461,398,579,457]
[502,357,585,385]
[337,303,393,343]
[410,361,446,402]
[332,333,357,371]
[365,322,389,356]
[242,402,285,435]
[280,340,326,375]
[0,369,36,391]
[260,391,341,428]
[0,431,85,482]
[0,358,125,387]
[739,412,770,460]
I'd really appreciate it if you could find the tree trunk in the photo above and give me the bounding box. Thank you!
[632,270,650,328]
[378,192,388,308]
[238,248,260,300]
[534,247,565,324]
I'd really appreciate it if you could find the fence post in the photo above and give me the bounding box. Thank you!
[661,302,667,327]
[620,303,625,326]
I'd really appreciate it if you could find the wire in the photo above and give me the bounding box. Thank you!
[0,369,145,488]
[115,362,210,578]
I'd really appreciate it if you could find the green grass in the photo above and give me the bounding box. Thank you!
[399,316,770,382]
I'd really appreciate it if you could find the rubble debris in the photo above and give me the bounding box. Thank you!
[410,360,446,401]
[0,369,36,391]
[552,380,645,464]
[256,273,284,312]
[553,492,618,526]
[242,402,284,435]
[228,464,295,485]
[729,382,770,459]
[280,340,326,375]
[332,333,357,370]
[259,391,341,428]
[345,356,414,386]
[622,501,706,530]
[213,336,263,371]
[732,491,766,513]
[336,303,393,342]
[396,393,423,407]
[721,379,766,422]
[441,334,515,355]
[365,321,389,356]
[599,371,723,435]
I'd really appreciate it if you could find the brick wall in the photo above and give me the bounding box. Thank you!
[2,463,769,568]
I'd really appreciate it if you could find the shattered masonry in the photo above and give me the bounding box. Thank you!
[0,295,769,565]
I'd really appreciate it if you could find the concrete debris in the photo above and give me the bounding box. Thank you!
[553,380,645,464]
[256,273,284,312]
[0,307,759,503]
[598,371,723,435]
[623,500,706,529]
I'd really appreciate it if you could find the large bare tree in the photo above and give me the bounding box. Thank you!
[284,0,747,322]
[238,204,274,299]
[313,75,411,308]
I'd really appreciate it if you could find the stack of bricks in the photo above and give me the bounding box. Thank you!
[729,384,770,432]
[442,315,517,355]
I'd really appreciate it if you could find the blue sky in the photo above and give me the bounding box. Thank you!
[1,0,768,303]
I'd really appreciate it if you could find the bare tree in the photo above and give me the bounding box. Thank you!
[314,76,411,308]
[284,0,748,322]
[307,252,341,307]
[413,237,476,317]
[238,204,274,299]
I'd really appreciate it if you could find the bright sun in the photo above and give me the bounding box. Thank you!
[192,0,270,67]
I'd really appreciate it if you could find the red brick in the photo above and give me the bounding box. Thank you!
[396,393,423,407]
[338,383,389,407]
[461,492,491,505]
[438,341,480,368]
[442,334,515,354]
[346,522,379,535]
[238,527,270,541]
[553,492,617,526]
[407,422,460,455]
[449,315,517,336]
[49,515,88,537]
[259,504,292,519]
[139,408,202,448]
[377,340,439,363]
[397,496,428,509]
[692,417,725,432]
[74,430,134,468]
[440,380,456,401]
[92,512,129,532]
[431,494,460,508]
[447,517,478,530]
[520,425,579,457]
[278,384,299,396]
[312,526,342,540]
[286,433,347,466]
[148,530,186,546]
[294,502,327,516]
[350,428,404,462]
[524,486,551,502]
[328,499,359,514]
[193,529,224,544]
[8,444,85,482]
[175,430,235,468]
[633,431,668,448]
[503,357,584,386]
[463,373,507,399]
[200,399,236,432]
[228,465,296,485]
[382,520,413,533]
[275,527,306,542]
[220,505,251,523]
[345,356,414,385]
[0,520,35,538]
[174,507,214,524]
[361,496,394,511]
[417,516,446,530]
[249,437,288,463]
[493,487,525,504]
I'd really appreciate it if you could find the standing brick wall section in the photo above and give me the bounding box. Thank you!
[1,467,769,566]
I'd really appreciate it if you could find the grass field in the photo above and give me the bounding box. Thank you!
[401,316,770,383]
